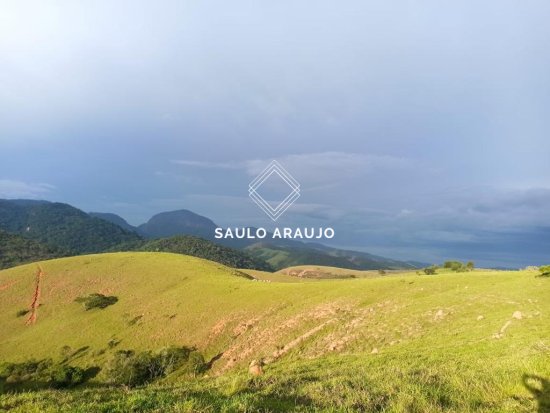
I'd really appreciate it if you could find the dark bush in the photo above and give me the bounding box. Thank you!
[443,261,471,272]
[60,345,72,358]
[104,350,155,387]
[185,351,207,375]
[47,364,85,388]
[75,293,118,310]
[424,267,437,275]
[15,309,29,318]
[104,346,206,387]
[0,359,86,390]
[539,265,550,277]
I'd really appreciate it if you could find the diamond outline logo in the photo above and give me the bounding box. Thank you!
[249,160,300,221]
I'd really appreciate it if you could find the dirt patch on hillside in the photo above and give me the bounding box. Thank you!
[216,302,366,372]
[25,266,45,325]
[206,299,422,374]
[265,319,335,363]
[204,306,282,349]
[281,268,356,279]
[0,280,18,291]
[313,299,416,355]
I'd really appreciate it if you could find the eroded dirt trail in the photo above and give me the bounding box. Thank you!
[25,265,45,325]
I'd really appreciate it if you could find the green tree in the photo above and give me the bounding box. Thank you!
[539,265,550,277]
[444,261,467,272]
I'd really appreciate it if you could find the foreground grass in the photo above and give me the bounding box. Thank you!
[1,351,548,412]
[1,253,549,411]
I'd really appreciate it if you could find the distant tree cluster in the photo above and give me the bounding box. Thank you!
[421,261,475,275]
[443,261,475,272]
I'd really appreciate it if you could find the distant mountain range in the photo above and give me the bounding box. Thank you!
[0,199,140,254]
[88,212,137,233]
[90,209,217,241]
[0,199,426,271]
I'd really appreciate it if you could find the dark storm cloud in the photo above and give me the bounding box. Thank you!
[1,1,550,267]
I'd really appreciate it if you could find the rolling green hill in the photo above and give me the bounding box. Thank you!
[0,230,67,270]
[125,235,273,271]
[0,200,141,254]
[0,253,549,412]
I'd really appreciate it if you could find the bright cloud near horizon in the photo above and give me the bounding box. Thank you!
[1,1,550,267]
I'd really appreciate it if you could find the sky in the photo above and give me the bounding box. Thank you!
[1,1,550,268]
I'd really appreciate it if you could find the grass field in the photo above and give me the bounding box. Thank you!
[1,252,549,412]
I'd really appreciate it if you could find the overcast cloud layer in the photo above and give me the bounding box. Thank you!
[1,1,550,267]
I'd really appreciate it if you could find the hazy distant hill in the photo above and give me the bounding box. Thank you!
[306,243,420,270]
[0,199,141,254]
[107,208,421,270]
[0,230,67,269]
[89,212,137,233]
[138,209,217,239]
[245,242,419,271]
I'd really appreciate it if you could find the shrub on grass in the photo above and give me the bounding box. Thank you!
[539,265,550,277]
[104,350,157,387]
[15,309,29,318]
[60,345,72,358]
[0,359,86,390]
[75,293,118,310]
[444,261,466,272]
[47,364,85,388]
[424,267,437,275]
[104,346,206,387]
[443,261,475,272]
[185,351,207,376]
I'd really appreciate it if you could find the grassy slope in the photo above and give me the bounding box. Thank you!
[0,253,549,412]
